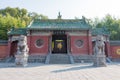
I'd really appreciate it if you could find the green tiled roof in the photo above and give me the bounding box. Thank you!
[92,27,110,36]
[8,27,27,35]
[27,19,91,30]
[110,41,120,46]
[0,40,8,45]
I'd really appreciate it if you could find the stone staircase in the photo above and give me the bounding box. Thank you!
[0,58,7,63]
[111,58,120,62]
[73,55,94,63]
[6,57,15,63]
[28,55,46,63]
[106,57,112,63]
[49,54,71,64]
[0,57,15,63]
[1,54,107,64]
[0,55,47,63]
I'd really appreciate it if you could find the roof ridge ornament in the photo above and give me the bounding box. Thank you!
[57,12,62,19]
[82,16,86,24]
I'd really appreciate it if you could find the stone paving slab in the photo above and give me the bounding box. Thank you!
[0,63,120,80]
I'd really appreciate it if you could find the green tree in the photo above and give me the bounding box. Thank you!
[0,7,48,40]
[28,12,48,20]
[92,14,120,40]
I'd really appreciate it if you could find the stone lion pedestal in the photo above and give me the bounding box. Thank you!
[15,35,29,67]
[93,35,107,67]
[93,54,107,67]
[15,54,28,67]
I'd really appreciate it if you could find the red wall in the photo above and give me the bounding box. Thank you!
[70,36,89,55]
[0,45,8,58]
[28,36,49,55]
[110,45,120,59]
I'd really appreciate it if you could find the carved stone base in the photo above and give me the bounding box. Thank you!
[15,54,28,67]
[93,54,107,67]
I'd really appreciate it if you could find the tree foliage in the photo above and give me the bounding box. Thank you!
[0,7,48,40]
[90,14,120,40]
[28,12,48,20]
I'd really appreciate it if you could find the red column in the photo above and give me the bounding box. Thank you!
[27,35,31,55]
[88,30,93,55]
[7,40,11,57]
[27,30,31,55]
[105,41,111,57]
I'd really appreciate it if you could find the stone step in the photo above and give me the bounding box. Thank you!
[49,54,70,64]
[28,55,46,63]
[73,55,94,63]
[111,58,120,62]
[0,55,47,63]
[0,58,7,63]
[0,57,15,63]
[6,57,15,63]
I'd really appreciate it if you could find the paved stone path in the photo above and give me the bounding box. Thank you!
[0,63,120,80]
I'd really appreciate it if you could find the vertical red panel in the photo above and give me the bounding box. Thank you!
[110,46,120,58]
[27,36,31,54]
[10,41,18,57]
[0,45,8,58]
[29,35,49,55]
[70,36,89,55]
[7,41,11,57]
[88,35,93,55]
[105,42,111,57]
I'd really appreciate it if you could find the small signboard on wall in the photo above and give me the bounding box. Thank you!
[11,36,19,41]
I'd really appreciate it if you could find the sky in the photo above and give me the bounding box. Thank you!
[0,0,120,19]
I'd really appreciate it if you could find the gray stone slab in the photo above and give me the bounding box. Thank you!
[0,63,120,80]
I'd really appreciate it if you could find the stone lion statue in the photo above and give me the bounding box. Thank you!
[94,35,105,55]
[17,35,29,55]
[93,35,107,67]
[15,35,29,67]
